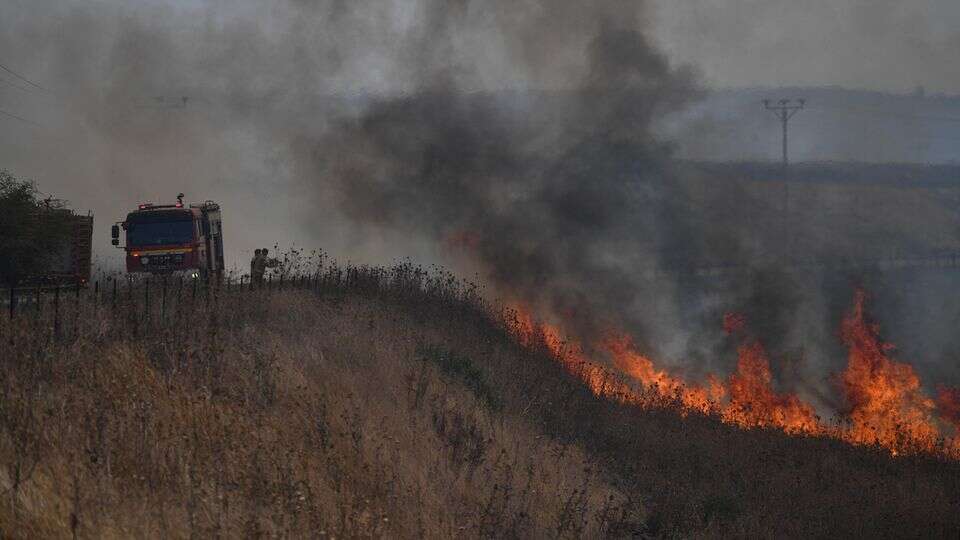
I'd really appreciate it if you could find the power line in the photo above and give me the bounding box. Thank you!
[917,134,960,143]
[801,103,960,124]
[0,60,46,91]
[0,107,40,127]
[0,75,37,94]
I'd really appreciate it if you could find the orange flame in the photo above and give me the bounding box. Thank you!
[602,334,722,413]
[936,386,960,456]
[839,290,939,453]
[506,291,959,459]
[937,386,960,429]
[723,340,821,434]
[722,312,747,335]
[508,304,644,401]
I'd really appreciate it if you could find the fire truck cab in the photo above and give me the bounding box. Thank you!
[112,193,224,277]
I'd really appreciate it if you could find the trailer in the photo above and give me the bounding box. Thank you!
[5,209,94,288]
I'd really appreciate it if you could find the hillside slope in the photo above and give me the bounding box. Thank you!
[1,269,959,538]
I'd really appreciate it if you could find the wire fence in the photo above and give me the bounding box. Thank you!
[1,263,490,349]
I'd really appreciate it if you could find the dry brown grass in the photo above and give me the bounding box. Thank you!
[0,271,642,538]
[1,265,959,538]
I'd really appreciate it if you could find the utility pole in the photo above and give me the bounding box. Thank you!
[764,98,805,264]
[764,98,805,167]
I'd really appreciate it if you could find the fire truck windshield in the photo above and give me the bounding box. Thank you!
[126,219,194,247]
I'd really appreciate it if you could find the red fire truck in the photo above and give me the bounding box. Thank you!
[112,193,224,277]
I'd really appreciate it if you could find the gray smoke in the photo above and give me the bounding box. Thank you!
[307,25,699,339]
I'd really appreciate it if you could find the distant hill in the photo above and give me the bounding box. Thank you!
[627,161,960,269]
[661,87,960,164]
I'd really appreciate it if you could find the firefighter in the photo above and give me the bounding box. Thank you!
[250,248,262,285]
[252,248,279,287]
[261,248,280,275]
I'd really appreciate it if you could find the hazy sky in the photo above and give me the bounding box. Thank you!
[651,0,960,93]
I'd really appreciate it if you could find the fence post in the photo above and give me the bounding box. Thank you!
[53,285,61,339]
[161,276,167,322]
[129,277,137,338]
[145,278,151,324]
[74,280,81,339]
[174,275,183,329]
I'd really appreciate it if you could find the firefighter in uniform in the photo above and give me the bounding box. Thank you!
[252,248,279,287]
[250,249,262,285]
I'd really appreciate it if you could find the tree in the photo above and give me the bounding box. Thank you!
[0,170,72,285]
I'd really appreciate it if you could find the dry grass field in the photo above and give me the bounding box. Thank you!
[1,264,959,538]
